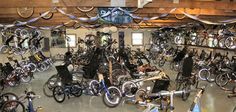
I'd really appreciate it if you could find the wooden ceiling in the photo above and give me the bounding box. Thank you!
[1,0,236,28]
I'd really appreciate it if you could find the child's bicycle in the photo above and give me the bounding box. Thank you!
[1,90,42,112]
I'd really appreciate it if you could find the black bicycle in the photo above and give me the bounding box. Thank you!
[175,72,198,101]
[52,65,83,103]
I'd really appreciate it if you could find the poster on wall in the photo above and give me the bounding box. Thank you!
[118,31,124,48]
[51,29,66,48]
[98,7,133,24]
[65,34,76,48]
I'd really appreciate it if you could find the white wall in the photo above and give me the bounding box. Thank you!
[50,28,154,56]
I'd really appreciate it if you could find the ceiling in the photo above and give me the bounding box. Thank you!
[1,0,236,28]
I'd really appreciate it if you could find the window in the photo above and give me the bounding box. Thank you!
[65,34,76,47]
[132,32,143,46]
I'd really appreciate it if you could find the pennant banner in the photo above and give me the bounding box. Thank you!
[1,7,236,30]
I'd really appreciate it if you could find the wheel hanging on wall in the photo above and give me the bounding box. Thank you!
[85,8,98,18]
[40,12,54,20]
[17,7,34,18]
[63,21,76,28]
[174,8,186,20]
[76,6,94,13]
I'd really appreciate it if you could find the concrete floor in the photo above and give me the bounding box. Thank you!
[3,64,236,112]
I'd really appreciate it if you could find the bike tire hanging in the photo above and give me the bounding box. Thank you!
[17,7,34,19]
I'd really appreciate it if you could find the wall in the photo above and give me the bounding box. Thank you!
[0,28,235,63]
[49,28,154,56]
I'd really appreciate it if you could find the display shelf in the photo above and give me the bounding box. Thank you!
[174,44,236,52]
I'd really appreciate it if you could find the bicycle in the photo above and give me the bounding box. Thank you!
[121,70,169,98]
[1,90,41,112]
[175,72,199,101]
[52,65,83,103]
[89,73,122,108]
[137,90,187,112]
[0,92,19,109]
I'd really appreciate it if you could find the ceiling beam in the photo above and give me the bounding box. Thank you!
[1,0,236,10]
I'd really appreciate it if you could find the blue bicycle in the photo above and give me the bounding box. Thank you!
[89,73,122,108]
[1,90,41,112]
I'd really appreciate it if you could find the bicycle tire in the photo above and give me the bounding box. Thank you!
[43,75,59,97]
[1,92,19,102]
[135,89,147,102]
[206,71,215,83]
[175,72,182,90]
[102,86,122,108]
[198,68,210,81]
[121,81,138,98]
[37,63,46,72]
[40,12,54,20]
[20,72,32,83]
[53,86,66,103]
[16,7,34,19]
[0,45,9,54]
[225,36,235,49]
[71,83,83,97]
[182,84,190,101]
[89,80,100,96]
[1,100,25,112]
[215,73,229,87]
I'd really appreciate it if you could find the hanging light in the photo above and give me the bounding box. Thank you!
[110,26,118,33]
[103,27,110,33]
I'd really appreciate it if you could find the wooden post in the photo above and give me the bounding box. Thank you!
[109,57,113,85]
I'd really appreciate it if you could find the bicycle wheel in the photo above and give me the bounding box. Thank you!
[0,45,9,54]
[1,100,25,112]
[182,84,190,101]
[20,72,33,83]
[37,63,46,72]
[158,59,165,67]
[175,72,182,90]
[1,92,19,102]
[198,68,209,81]
[218,38,225,48]
[43,75,59,97]
[215,73,229,87]
[174,36,184,45]
[6,75,18,87]
[206,71,215,83]
[102,86,122,108]
[53,86,65,103]
[28,63,37,73]
[225,37,235,49]
[71,83,83,97]
[89,80,100,96]
[135,89,147,102]
[121,81,138,98]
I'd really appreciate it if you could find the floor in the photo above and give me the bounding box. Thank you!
[3,63,236,112]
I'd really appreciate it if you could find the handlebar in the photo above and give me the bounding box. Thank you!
[148,90,186,97]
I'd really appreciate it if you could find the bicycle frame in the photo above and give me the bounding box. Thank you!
[140,90,185,112]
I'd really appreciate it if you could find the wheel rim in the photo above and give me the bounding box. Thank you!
[122,81,137,98]
[216,74,228,87]
[53,86,65,102]
[1,100,25,112]
[198,69,209,81]
[105,87,121,105]
[90,80,100,95]
[20,73,31,83]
